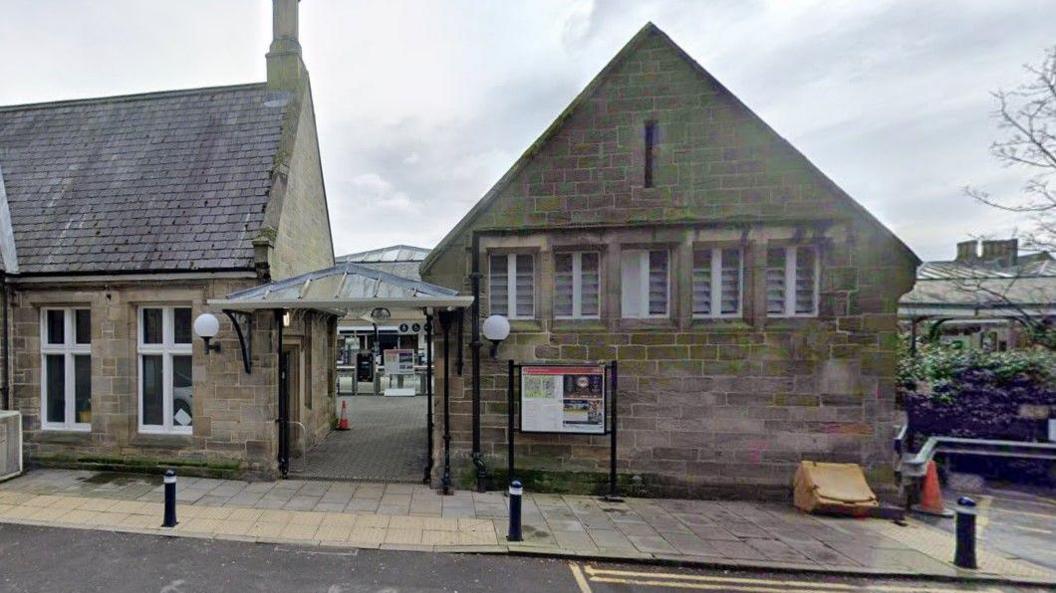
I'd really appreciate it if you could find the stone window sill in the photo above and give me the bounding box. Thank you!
[129,433,195,449]
[508,319,544,333]
[688,318,753,331]
[33,430,92,445]
[551,319,607,332]
[763,317,825,330]
[617,318,677,332]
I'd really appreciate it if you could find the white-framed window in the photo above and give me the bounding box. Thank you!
[766,245,819,317]
[40,308,92,431]
[489,253,534,319]
[692,247,743,318]
[620,249,669,318]
[138,306,193,434]
[555,251,601,319]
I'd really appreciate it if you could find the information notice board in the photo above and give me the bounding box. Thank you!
[520,365,606,434]
[383,349,416,375]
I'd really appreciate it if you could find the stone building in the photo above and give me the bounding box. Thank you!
[0,0,335,478]
[900,239,1056,351]
[421,23,919,498]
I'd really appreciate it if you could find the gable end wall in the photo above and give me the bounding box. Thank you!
[423,30,917,498]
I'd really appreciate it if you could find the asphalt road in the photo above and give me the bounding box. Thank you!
[0,523,1048,593]
[933,481,1056,572]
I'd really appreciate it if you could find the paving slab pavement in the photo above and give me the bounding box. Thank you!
[0,468,1052,586]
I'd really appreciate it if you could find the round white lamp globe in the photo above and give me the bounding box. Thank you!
[482,315,511,343]
[193,312,220,339]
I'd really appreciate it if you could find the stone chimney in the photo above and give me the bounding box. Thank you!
[980,239,1018,267]
[955,240,978,261]
[266,0,307,92]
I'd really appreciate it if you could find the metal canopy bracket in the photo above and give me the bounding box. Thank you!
[222,309,253,374]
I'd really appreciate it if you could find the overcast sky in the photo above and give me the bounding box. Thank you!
[1,1,1052,261]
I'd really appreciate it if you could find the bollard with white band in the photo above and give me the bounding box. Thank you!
[507,480,523,542]
[162,470,178,528]
[954,496,977,569]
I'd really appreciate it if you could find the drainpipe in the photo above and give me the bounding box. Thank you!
[1,270,7,411]
[275,309,289,478]
[470,232,486,491]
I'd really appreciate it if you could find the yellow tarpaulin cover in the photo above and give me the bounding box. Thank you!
[793,461,879,516]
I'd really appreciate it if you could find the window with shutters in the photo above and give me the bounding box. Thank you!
[765,245,819,317]
[620,249,669,318]
[554,251,601,319]
[40,308,92,431]
[692,248,743,318]
[488,253,535,319]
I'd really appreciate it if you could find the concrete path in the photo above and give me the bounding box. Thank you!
[0,469,1052,586]
[296,395,427,482]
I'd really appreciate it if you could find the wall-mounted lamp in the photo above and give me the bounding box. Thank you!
[370,307,392,322]
[482,314,510,359]
[282,311,291,327]
[193,313,221,354]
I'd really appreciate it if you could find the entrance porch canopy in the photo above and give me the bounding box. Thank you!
[205,260,471,480]
[207,261,474,315]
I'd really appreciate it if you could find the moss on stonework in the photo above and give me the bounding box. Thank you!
[486,467,655,497]
[30,454,242,479]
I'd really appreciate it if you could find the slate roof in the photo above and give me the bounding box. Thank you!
[335,245,429,281]
[0,83,290,274]
[916,252,1056,280]
[900,251,1056,317]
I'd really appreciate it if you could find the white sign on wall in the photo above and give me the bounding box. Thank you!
[520,366,605,434]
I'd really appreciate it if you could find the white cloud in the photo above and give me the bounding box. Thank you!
[1,0,1053,260]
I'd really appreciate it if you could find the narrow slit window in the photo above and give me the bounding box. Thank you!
[644,121,657,188]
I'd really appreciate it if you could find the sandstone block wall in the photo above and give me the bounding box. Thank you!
[10,277,336,478]
[422,27,917,497]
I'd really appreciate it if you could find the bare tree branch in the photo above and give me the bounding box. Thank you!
[967,46,1056,253]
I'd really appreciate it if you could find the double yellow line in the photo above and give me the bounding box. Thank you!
[568,562,1006,593]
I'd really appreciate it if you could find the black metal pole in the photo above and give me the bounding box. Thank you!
[275,309,289,478]
[440,310,453,495]
[607,361,620,500]
[470,233,485,492]
[162,469,177,527]
[424,311,434,484]
[507,359,515,486]
[955,497,978,569]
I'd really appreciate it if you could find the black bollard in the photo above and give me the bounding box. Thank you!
[162,470,178,528]
[954,496,977,569]
[507,480,523,542]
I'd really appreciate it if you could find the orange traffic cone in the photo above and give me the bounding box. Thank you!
[337,400,350,431]
[912,460,954,517]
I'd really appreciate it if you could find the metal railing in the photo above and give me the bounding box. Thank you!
[894,426,1056,500]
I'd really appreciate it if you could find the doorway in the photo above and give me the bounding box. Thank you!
[298,396,427,482]
[282,346,307,460]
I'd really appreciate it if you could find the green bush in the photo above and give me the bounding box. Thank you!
[899,341,1056,483]
[898,341,1056,402]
